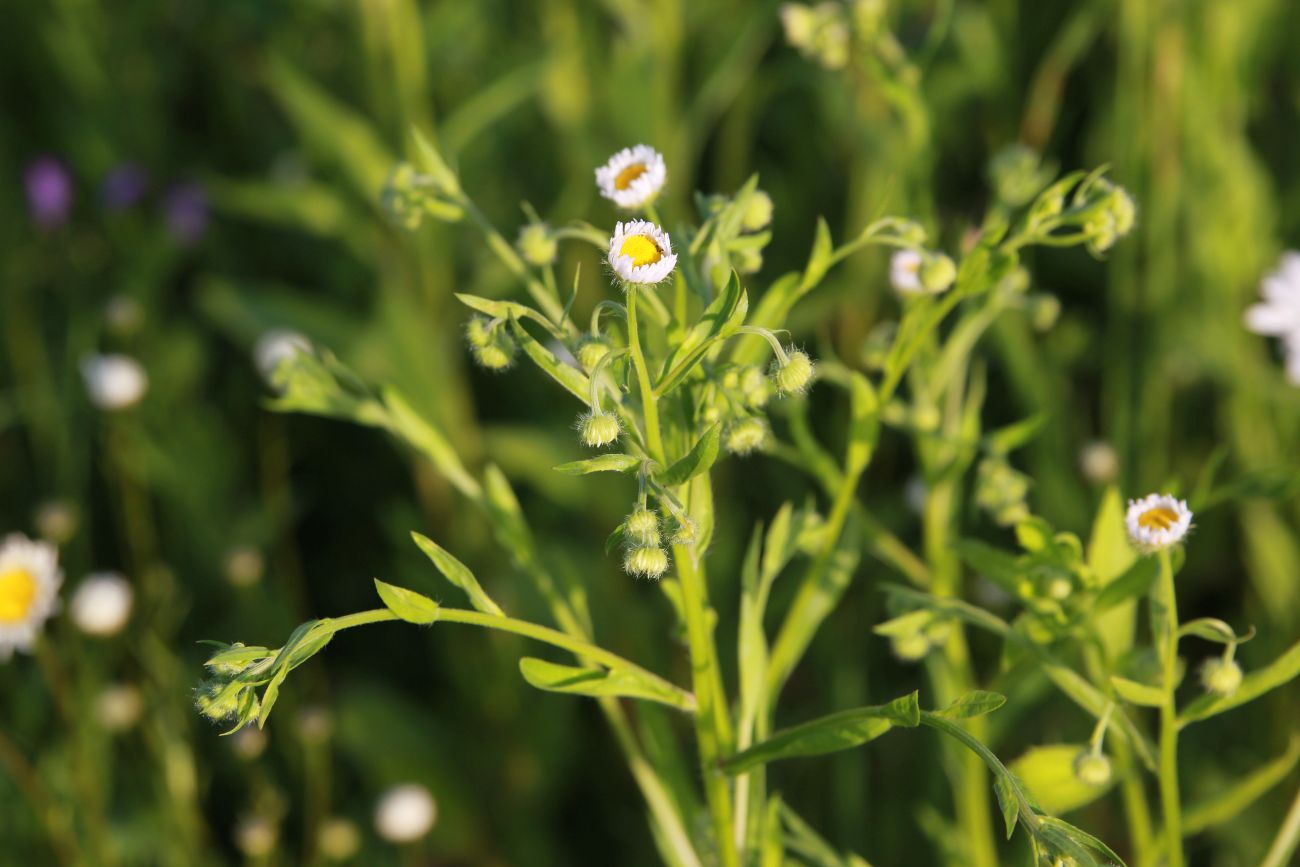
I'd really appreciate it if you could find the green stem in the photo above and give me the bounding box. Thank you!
[1154,549,1183,867]
[675,548,740,867]
[328,607,694,711]
[625,284,666,461]
[1261,783,1300,867]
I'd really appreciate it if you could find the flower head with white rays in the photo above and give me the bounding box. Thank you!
[890,249,924,294]
[1245,251,1300,385]
[607,220,677,285]
[0,534,63,661]
[70,572,133,637]
[1125,493,1193,554]
[595,145,666,210]
[81,353,148,411]
[374,783,437,843]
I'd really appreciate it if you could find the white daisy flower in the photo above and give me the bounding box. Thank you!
[607,220,677,285]
[81,353,148,411]
[69,571,133,637]
[1125,493,1193,553]
[1245,252,1300,384]
[595,144,666,210]
[374,783,437,843]
[0,534,63,660]
[890,249,924,294]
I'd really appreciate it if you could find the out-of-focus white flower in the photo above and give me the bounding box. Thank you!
[1245,252,1300,385]
[318,817,361,861]
[70,572,133,637]
[254,329,311,381]
[234,815,278,857]
[34,499,78,544]
[81,353,148,411]
[0,534,63,661]
[224,546,265,587]
[374,783,437,843]
[608,220,677,285]
[95,683,143,732]
[891,250,924,294]
[1079,440,1119,484]
[595,145,666,210]
[1125,493,1192,553]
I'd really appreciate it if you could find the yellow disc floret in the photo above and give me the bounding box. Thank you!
[0,569,37,623]
[1138,506,1179,531]
[619,234,663,267]
[614,163,648,190]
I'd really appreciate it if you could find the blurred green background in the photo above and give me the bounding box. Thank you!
[2,0,1300,864]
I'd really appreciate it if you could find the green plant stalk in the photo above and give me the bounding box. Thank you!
[625,283,666,461]
[1154,549,1183,867]
[923,478,998,867]
[1260,783,1300,867]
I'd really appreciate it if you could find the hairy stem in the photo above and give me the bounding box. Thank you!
[1154,549,1183,867]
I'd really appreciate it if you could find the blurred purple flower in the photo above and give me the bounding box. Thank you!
[25,156,73,229]
[164,182,209,245]
[102,163,149,211]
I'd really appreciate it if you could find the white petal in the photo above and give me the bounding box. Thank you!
[1244,303,1300,336]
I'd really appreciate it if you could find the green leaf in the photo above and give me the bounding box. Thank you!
[1110,675,1165,708]
[1092,557,1158,614]
[983,412,1047,455]
[845,373,879,475]
[721,692,919,774]
[507,315,590,402]
[1088,486,1143,659]
[1178,618,1254,645]
[518,657,690,710]
[655,273,748,396]
[374,579,442,624]
[993,774,1020,839]
[801,217,835,290]
[410,533,503,617]
[954,539,1023,593]
[656,425,721,487]
[553,454,642,475]
[1010,744,1115,815]
[1184,736,1300,834]
[455,293,560,337]
[1180,638,1300,725]
[937,691,1007,720]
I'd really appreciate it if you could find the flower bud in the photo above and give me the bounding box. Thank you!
[381,163,429,231]
[733,245,764,275]
[773,349,815,396]
[466,316,516,371]
[670,518,698,547]
[1027,293,1061,332]
[739,366,772,408]
[725,417,769,456]
[741,190,774,232]
[70,572,134,637]
[1200,657,1243,696]
[624,546,669,580]
[578,412,621,448]
[576,337,611,372]
[195,679,256,724]
[1079,441,1119,485]
[919,252,957,293]
[852,0,886,39]
[516,222,558,267]
[625,508,661,545]
[911,403,941,432]
[1073,750,1112,787]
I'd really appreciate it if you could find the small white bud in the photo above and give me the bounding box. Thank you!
[81,353,148,411]
[95,683,143,732]
[70,572,134,637]
[374,784,437,843]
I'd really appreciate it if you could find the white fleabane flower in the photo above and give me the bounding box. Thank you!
[70,572,134,637]
[890,249,924,294]
[608,220,677,285]
[0,534,63,661]
[254,329,311,381]
[374,783,437,843]
[1125,493,1192,553]
[1245,252,1300,384]
[595,145,666,210]
[81,353,147,411]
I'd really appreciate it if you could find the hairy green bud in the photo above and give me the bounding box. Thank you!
[1073,750,1113,787]
[741,190,774,232]
[919,253,957,293]
[773,349,815,396]
[1201,657,1243,696]
[725,417,769,456]
[624,546,669,580]
[516,222,558,267]
[576,337,611,372]
[625,508,661,545]
[578,412,621,448]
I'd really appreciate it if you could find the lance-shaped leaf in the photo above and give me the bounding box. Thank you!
[518,657,694,712]
[721,692,920,774]
[410,533,503,616]
[508,315,590,402]
[937,691,1007,720]
[655,273,748,397]
[374,579,442,624]
[553,454,642,475]
[1179,638,1300,726]
[656,425,721,487]
[1110,676,1165,708]
[1178,618,1255,645]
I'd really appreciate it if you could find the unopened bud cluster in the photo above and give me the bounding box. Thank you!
[622,507,668,580]
[466,317,517,371]
[381,163,463,230]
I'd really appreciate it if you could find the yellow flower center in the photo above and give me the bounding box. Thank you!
[620,234,662,267]
[614,163,648,191]
[1138,506,1179,531]
[0,569,37,623]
